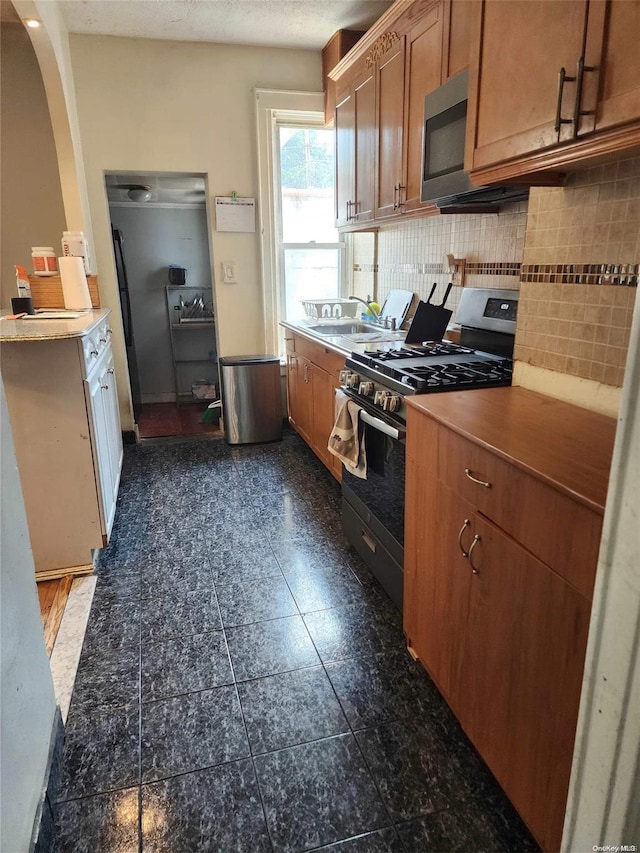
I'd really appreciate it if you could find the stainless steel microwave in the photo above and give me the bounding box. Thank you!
[421,70,472,203]
[421,71,528,209]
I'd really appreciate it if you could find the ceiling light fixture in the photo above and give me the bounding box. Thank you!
[127,187,151,203]
[24,18,41,28]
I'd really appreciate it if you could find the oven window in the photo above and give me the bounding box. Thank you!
[423,100,467,181]
[343,423,405,547]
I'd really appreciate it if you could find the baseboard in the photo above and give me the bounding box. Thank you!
[31,707,64,853]
[141,392,176,404]
[122,429,137,445]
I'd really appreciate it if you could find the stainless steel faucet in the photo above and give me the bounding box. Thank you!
[348,296,382,324]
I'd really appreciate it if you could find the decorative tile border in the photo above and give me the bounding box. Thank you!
[521,263,639,287]
[354,261,522,276]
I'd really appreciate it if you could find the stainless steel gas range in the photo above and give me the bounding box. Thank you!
[340,288,518,611]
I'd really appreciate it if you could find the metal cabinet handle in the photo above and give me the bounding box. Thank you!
[361,530,377,553]
[107,327,113,334]
[90,349,98,356]
[107,368,115,375]
[100,337,107,343]
[397,184,406,209]
[458,518,471,558]
[465,468,491,489]
[393,185,399,210]
[468,535,481,575]
[572,55,595,137]
[101,384,109,390]
[554,66,576,139]
[346,200,355,221]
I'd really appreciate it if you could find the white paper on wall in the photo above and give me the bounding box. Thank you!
[215,197,256,232]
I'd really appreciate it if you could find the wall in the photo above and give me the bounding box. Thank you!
[515,157,639,406]
[109,204,214,402]
[68,33,321,429]
[0,377,57,852]
[0,21,66,310]
[351,202,526,316]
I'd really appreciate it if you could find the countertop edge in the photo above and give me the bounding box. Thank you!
[280,321,352,357]
[0,308,111,342]
[406,386,616,514]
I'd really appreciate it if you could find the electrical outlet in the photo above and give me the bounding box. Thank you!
[222,261,237,283]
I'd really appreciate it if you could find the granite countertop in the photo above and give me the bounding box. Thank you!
[0,308,111,342]
[281,318,407,357]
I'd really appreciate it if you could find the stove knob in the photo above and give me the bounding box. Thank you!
[346,373,360,389]
[358,381,374,396]
[338,370,350,384]
[383,395,401,413]
[374,390,390,407]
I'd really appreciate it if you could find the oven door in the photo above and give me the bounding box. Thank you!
[341,400,406,612]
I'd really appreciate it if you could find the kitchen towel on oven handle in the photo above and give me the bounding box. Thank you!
[328,389,367,479]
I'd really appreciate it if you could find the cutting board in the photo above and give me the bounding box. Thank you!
[380,289,413,327]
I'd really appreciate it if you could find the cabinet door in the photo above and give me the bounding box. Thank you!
[462,513,591,852]
[311,364,337,471]
[402,2,445,213]
[404,470,472,716]
[353,65,376,223]
[288,354,313,444]
[468,0,589,171]
[102,350,123,530]
[335,84,355,227]
[585,0,640,135]
[85,365,115,536]
[375,37,406,219]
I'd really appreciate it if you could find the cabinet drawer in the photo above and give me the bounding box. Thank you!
[294,335,345,377]
[439,428,602,598]
[81,318,111,374]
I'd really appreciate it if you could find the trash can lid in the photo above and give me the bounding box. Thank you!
[219,355,280,366]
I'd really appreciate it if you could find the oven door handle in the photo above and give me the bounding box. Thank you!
[360,410,406,441]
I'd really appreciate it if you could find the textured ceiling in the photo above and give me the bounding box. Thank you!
[56,0,393,50]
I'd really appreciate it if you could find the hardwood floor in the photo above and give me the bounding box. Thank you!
[137,402,222,439]
[37,575,74,656]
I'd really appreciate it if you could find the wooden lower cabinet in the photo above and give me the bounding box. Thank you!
[404,393,613,852]
[285,333,344,480]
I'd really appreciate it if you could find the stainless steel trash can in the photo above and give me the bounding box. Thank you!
[219,355,283,445]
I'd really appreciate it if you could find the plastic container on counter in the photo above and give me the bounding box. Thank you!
[31,247,58,276]
[61,231,91,275]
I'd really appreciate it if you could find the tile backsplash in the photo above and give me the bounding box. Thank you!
[515,156,639,388]
[350,202,526,317]
[349,155,638,397]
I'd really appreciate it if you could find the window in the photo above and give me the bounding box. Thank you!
[255,90,344,357]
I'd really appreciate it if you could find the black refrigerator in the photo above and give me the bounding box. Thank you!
[111,226,142,416]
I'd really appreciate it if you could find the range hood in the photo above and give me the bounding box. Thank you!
[435,184,530,213]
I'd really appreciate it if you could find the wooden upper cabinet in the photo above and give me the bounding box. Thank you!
[467,0,640,182]
[402,2,445,213]
[352,65,376,223]
[443,0,472,81]
[585,0,640,136]
[375,37,406,219]
[334,84,355,227]
[331,0,470,229]
[322,30,365,126]
[467,0,589,172]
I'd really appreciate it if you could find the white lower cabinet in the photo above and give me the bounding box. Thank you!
[1,310,123,579]
[85,347,122,538]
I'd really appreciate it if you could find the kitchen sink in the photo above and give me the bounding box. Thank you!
[305,322,381,336]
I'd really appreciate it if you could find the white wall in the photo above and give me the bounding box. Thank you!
[0,21,66,310]
[68,34,322,429]
[0,377,57,852]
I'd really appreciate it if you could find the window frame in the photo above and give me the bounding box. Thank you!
[255,89,344,357]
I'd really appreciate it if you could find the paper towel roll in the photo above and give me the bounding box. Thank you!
[59,256,91,311]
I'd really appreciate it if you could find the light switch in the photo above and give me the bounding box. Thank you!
[222,261,237,283]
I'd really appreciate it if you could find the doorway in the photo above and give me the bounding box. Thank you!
[106,172,222,439]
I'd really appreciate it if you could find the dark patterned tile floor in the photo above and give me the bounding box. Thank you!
[54,431,539,852]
